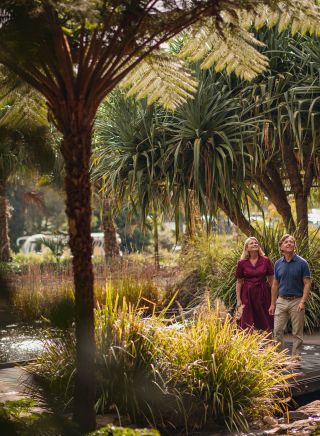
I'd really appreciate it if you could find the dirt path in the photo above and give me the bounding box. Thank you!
[0,367,29,403]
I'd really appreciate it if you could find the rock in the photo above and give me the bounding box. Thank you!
[250,419,265,430]
[287,410,309,422]
[96,414,117,427]
[297,401,320,417]
[263,416,278,426]
[264,427,282,434]
[277,418,317,434]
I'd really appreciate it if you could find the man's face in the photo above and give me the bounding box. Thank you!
[280,236,295,254]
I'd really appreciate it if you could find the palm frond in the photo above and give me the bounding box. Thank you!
[120,53,198,110]
[179,1,320,81]
[0,65,48,129]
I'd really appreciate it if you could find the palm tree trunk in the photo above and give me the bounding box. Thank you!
[102,196,119,262]
[61,131,96,432]
[218,199,257,237]
[295,193,309,239]
[255,163,296,233]
[153,210,160,270]
[0,178,11,262]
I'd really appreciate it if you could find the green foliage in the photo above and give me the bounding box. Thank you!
[90,426,160,436]
[115,208,153,254]
[180,226,320,331]
[11,283,75,328]
[40,236,68,263]
[0,398,79,436]
[104,278,161,314]
[26,291,293,433]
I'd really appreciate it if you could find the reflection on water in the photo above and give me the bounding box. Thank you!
[0,324,54,363]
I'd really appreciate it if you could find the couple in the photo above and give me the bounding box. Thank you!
[236,234,311,358]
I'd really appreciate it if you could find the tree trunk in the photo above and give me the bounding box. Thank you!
[153,211,160,271]
[281,139,309,240]
[218,199,257,237]
[255,162,296,233]
[61,131,96,432]
[0,178,11,262]
[102,196,119,262]
[295,193,309,239]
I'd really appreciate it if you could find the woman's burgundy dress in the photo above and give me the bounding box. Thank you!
[236,256,274,331]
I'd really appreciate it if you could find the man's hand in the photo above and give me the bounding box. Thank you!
[297,300,305,312]
[269,304,276,316]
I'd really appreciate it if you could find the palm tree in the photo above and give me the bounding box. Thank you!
[1,1,319,431]
[93,95,169,268]
[0,68,55,261]
[164,68,258,236]
[93,73,257,239]
[241,30,320,238]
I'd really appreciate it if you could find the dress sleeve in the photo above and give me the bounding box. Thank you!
[266,257,274,276]
[235,260,244,279]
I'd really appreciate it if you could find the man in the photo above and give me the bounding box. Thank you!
[269,234,311,359]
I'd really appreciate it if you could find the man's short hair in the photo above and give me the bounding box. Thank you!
[278,234,296,253]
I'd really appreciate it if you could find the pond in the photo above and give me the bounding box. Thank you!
[0,323,56,363]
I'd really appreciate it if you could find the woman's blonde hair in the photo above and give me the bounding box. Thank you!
[240,237,265,260]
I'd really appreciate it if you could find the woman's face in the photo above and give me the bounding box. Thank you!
[246,238,259,253]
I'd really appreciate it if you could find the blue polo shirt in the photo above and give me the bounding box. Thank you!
[275,254,311,297]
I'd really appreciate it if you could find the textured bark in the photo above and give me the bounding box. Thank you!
[218,199,257,237]
[0,178,11,262]
[102,196,119,261]
[153,211,160,271]
[254,162,296,233]
[281,140,311,239]
[61,130,96,432]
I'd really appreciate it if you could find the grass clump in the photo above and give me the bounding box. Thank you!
[9,262,162,327]
[26,289,293,434]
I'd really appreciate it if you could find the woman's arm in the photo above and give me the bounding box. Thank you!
[267,275,274,287]
[236,279,243,307]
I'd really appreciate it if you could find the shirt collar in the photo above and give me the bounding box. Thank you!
[281,254,297,262]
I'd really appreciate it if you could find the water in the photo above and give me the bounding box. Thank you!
[0,324,54,363]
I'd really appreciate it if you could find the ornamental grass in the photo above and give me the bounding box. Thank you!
[26,287,293,434]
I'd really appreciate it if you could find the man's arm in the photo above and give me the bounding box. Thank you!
[298,277,311,312]
[269,279,279,315]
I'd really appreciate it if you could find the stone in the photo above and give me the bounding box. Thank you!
[96,414,117,427]
[263,416,278,426]
[277,418,317,434]
[287,410,309,422]
[297,401,320,417]
[263,427,282,434]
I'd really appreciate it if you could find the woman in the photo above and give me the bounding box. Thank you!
[236,237,274,331]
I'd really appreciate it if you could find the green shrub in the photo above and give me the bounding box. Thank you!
[26,292,293,433]
[90,426,160,436]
